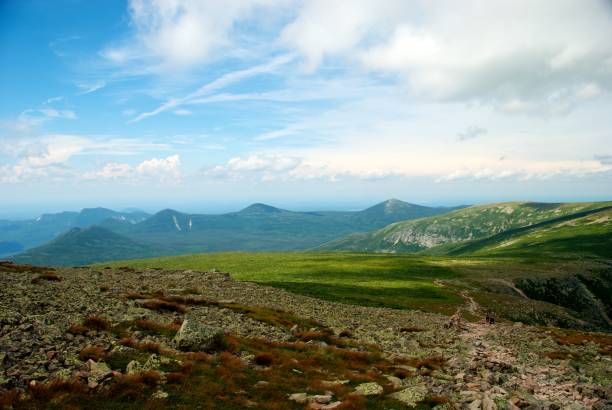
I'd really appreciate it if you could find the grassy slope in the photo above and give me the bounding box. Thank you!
[103,252,611,331]
[105,252,464,314]
[439,206,612,259]
[317,201,612,253]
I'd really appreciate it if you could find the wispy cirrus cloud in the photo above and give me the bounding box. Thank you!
[128,53,294,123]
[76,80,107,95]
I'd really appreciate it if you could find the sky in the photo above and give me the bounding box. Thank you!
[1,0,612,217]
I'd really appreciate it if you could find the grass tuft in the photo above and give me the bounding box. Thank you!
[79,346,107,362]
[83,315,112,331]
[253,353,273,366]
[141,299,187,313]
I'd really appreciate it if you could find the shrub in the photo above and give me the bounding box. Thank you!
[338,329,353,338]
[254,353,273,366]
[543,350,571,360]
[399,326,424,333]
[31,273,61,284]
[166,372,186,384]
[134,319,180,338]
[83,316,111,331]
[141,299,187,314]
[295,331,333,344]
[118,338,161,354]
[67,324,88,335]
[79,346,107,361]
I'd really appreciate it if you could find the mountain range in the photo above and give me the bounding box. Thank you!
[317,201,612,258]
[9,199,460,265]
[0,208,150,257]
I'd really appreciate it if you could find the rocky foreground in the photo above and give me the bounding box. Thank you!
[0,261,611,409]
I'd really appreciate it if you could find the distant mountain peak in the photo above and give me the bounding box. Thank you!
[154,209,184,217]
[363,199,420,215]
[239,203,284,214]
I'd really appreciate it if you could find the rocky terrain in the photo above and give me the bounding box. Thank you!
[1,261,611,409]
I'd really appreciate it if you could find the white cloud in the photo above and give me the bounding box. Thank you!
[83,162,133,180]
[83,155,182,183]
[136,154,181,181]
[103,0,290,70]
[204,154,405,182]
[173,109,192,116]
[0,135,87,183]
[436,161,612,183]
[285,0,612,113]
[3,109,77,133]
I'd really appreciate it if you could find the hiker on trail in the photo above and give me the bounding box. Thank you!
[485,312,495,325]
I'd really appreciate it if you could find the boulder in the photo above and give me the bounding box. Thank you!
[387,385,427,406]
[173,314,225,352]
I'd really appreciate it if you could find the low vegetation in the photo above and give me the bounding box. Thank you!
[106,252,612,331]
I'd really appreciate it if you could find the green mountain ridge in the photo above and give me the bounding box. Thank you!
[432,204,612,259]
[12,226,157,266]
[0,207,150,256]
[316,201,612,255]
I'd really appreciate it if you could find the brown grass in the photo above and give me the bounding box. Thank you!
[0,389,21,408]
[394,355,447,371]
[134,319,180,338]
[166,372,187,384]
[253,353,273,366]
[79,346,107,362]
[31,273,62,284]
[67,323,88,335]
[542,350,572,360]
[294,330,333,344]
[0,261,55,274]
[83,315,111,331]
[141,299,187,313]
[99,285,109,292]
[399,326,424,333]
[338,329,353,338]
[124,291,146,300]
[119,337,162,354]
[106,371,160,400]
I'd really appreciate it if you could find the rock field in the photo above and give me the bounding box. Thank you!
[0,262,611,409]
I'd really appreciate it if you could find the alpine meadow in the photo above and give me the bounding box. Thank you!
[1,1,612,409]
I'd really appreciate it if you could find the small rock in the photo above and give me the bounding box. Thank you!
[288,392,309,404]
[385,375,403,389]
[321,402,343,410]
[354,382,384,396]
[388,386,427,406]
[314,394,332,404]
[173,313,225,352]
[255,381,269,388]
[152,390,169,399]
[469,399,482,410]
[126,360,142,375]
[86,360,112,382]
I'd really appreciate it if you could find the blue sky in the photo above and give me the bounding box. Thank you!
[1,0,612,217]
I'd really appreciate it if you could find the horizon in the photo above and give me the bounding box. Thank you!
[2,196,612,221]
[1,0,612,210]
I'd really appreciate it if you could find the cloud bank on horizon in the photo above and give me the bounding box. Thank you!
[1,0,611,208]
